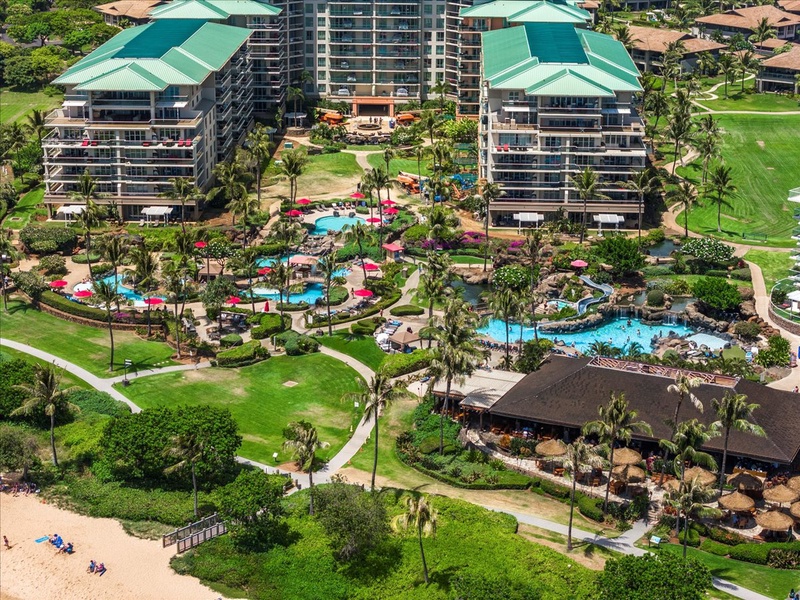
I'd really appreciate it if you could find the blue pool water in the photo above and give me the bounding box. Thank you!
[256,253,350,278]
[478,317,697,353]
[250,282,325,305]
[547,300,574,310]
[313,215,365,236]
[93,275,165,305]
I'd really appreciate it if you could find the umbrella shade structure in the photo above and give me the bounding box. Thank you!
[194,241,207,249]
[684,466,717,487]
[296,198,311,205]
[380,199,396,206]
[288,255,318,266]
[73,290,93,298]
[570,259,589,268]
[612,447,642,466]
[353,288,374,298]
[611,464,646,483]
[227,296,242,305]
[764,484,800,505]
[363,263,380,272]
[286,209,303,217]
[366,217,382,223]
[257,267,272,275]
[384,207,399,215]
[787,476,800,492]
[755,510,794,531]
[49,280,69,288]
[397,175,415,184]
[790,501,800,520]
[144,297,164,306]
[718,491,756,512]
[662,479,681,493]
[535,439,567,457]
[727,471,764,491]
[350,192,366,199]
[389,329,421,346]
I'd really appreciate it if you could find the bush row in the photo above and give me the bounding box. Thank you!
[40,291,165,325]
[250,313,287,340]
[308,290,402,327]
[728,541,800,566]
[389,304,425,316]
[215,341,269,367]
[382,348,434,378]
[350,317,382,336]
[274,330,320,356]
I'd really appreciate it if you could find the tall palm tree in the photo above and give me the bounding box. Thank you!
[668,372,703,435]
[318,254,346,336]
[397,495,438,583]
[696,52,717,77]
[279,149,309,205]
[162,259,189,359]
[164,432,207,518]
[287,86,305,127]
[372,167,392,246]
[665,116,694,174]
[519,230,543,341]
[71,169,102,281]
[706,163,736,233]
[102,234,127,311]
[667,478,719,558]
[382,147,395,191]
[582,392,652,513]
[430,79,452,111]
[341,221,373,283]
[413,146,429,201]
[668,180,697,239]
[661,418,719,485]
[737,50,759,91]
[489,287,522,367]
[348,371,410,490]
[644,90,669,130]
[476,180,504,271]
[245,124,274,208]
[696,133,720,185]
[429,298,486,454]
[717,53,736,98]
[25,109,47,144]
[417,251,454,322]
[361,169,378,218]
[749,16,776,44]
[420,110,438,145]
[614,24,639,52]
[0,229,18,312]
[11,365,80,467]
[127,245,158,292]
[624,168,658,247]
[569,167,609,244]
[228,193,260,248]
[564,438,603,550]
[160,177,201,233]
[93,279,120,372]
[233,248,260,313]
[208,160,248,221]
[283,421,329,515]
[266,262,290,319]
[711,391,765,493]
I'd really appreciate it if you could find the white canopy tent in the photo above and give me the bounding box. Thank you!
[141,206,173,227]
[513,212,544,232]
[593,213,625,233]
[56,204,85,226]
[788,187,800,204]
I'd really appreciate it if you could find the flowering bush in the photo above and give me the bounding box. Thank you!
[493,265,530,291]
[681,238,734,264]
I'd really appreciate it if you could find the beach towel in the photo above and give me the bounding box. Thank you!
[35,536,49,543]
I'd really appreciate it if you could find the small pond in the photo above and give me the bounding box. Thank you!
[647,239,680,258]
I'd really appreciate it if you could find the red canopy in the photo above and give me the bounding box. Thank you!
[366,217,382,223]
[350,192,365,199]
[363,263,380,271]
[570,259,588,268]
[382,243,403,252]
[194,241,207,249]
[257,267,272,275]
[380,199,396,206]
[353,289,374,298]
[73,290,93,298]
[227,296,242,305]
[296,198,311,205]
[286,209,303,217]
[144,297,164,306]
[49,280,68,288]
[384,207,399,215]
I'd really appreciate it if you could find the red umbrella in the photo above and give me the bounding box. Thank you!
[353,289,374,298]
[363,263,380,271]
[257,267,272,276]
[296,198,311,205]
[143,297,164,306]
[263,301,270,312]
[384,207,399,215]
[286,209,303,217]
[49,280,68,288]
[570,259,588,268]
[227,296,242,305]
[73,290,93,298]
[194,241,207,249]
[380,199,396,206]
[350,192,365,199]
[366,217,382,223]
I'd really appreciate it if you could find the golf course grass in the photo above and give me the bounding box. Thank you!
[117,353,365,465]
[366,154,431,178]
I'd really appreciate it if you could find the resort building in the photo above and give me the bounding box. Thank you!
[478,22,646,227]
[94,0,167,26]
[779,0,800,17]
[627,26,726,75]
[757,45,800,93]
[695,6,800,42]
[42,19,253,221]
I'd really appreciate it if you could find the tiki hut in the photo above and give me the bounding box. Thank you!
[662,479,681,493]
[787,475,800,492]
[763,484,800,506]
[727,471,764,491]
[536,439,567,457]
[611,464,646,483]
[718,491,755,513]
[684,466,717,487]
[612,447,643,466]
[755,510,793,531]
[790,501,800,521]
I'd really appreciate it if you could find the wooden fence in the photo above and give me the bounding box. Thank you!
[162,513,227,553]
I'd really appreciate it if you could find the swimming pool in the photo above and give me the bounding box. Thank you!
[84,275,165,307]
[312,215,365,236]
[250,282,325,305]
[547,300,575,310]
[256,253,350,278]
[478,317,699,353]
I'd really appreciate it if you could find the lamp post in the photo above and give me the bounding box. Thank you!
[123,359,132,386]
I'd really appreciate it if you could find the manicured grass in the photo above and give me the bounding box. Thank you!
[366,154,431,178]
[4,186,44,230]
[697,90,800,113]
[2,299,176,377]
[744,249,794,291]
[0,345,90,390]
[315,332,386,372]
[306,152,362,178]
[653,542,798,600]
[0,87,63,124]
[117,354,365,465]
[450,254,484,265]
[676,114,800,247]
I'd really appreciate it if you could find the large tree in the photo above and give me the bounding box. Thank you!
[711,391,764,493]
[488,287,523,368]
[217,470,285,550]
[160,177,201,233]
[564,437,602,550]
[283,421,329,515]
[598,553,712,600]
[71,169,102,281]
[476,180,504,271]
[341,221,373,283]
[417,251,455,324]
[624,168,658,247]
[318,254,346,336]
[164,432,209,518]
[666,478,719,558]
[570,167,609,244]
[245,123,274,208]
[279,148,309,205]
[92,279,120,372]
[706,163,736,233]
[397,495,438,584]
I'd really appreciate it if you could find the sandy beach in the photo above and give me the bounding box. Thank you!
[0,493,220,600]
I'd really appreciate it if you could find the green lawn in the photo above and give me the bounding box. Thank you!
[315,332,386,372]
[306,152,362,178]
[0,345,90,390]
[1,299,176,377]
[675,114,800,247]
[450,254,484,265]
[4,186,44,230]
[744,249,794,291]
[117,353,365,465]
[366,154,431,178]
[697,90,800,113]
[0,87,63,124]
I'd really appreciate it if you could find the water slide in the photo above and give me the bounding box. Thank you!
[576,275,613,316]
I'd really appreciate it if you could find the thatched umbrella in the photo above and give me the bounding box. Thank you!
[536,439,567,457]
[727,471,764,491]
[790,501,800,521]
[718,491,755,513]
[662,479,681,493]
[612,447,643,466]
[763,484,800,506]
[612,464,646,483]
[684,466,716,487]
[755,510,793,531]
[787,475,800,492]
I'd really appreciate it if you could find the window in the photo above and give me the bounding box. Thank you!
[318,57,326,67]
[436,58,444,68]
[318,44,326,53]
[306,44,314,54]
[508,91,519,101]
[318,31,326,40]
[318,17,325,26]
[318,70,326,81]
[424,31,432,41]
[424,4,432,14]
[436,4,444,14]
[305,3,313,13]
[436,18,444,28]
[306,30,314,40]
[435,45,443,55]
[424,45,432,55]
[305,57,315,68]
[305,17,313,27]
[124,130,146,141]
[436,31,444,42]
[127,149,146,159]
[424,18,432,28]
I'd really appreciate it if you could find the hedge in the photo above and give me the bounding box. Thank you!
[71,251,103,264]
[20,225,77,254]
[250,313,286,340]
[351,318,381,336]
[215,341,269,367]
[577,495,604,522]
[677,527,701,548]
[403,457,533,490]
[728,541,800,566]
[285,335,319,356]
[699,539,731,556]
[40,291,165,325]
[382,348,434,377]
[706,525,747,546]
[308,290,402,327]
[39,255,67,275]
[390,304,425,317]
[220,334,243,348]
[329,285,348,306]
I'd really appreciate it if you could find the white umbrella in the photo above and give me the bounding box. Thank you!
[787,290,800,302]
[376,333,389,344]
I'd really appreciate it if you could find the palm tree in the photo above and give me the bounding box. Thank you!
[696,133,720,185]
[664,116,694,174]
[372,167,393,246]
[287,86,305,127]
[245,124,274,208]
[397,495,438,583]
[662,419,719,485]
[667,478,719,558]
[0,229,18,312]
[668,180,697,239]
[228,193,260,248]
[279,149,309,205]
[71,169,102,281]
[101,234,126,310]
[160,177,201,233]
[318,254,346,336]
[420,110,438,145]
[569,167,609,244]
[348,371,410,490]
[624,168,658,247]
[11,365,79,467]
[587,340,617,357]
[644,90,669,130]
[668,372,703,434]
[489,287,522,366]
[564,438,603,550]
[164,432,207,518]
[706,163,736,233]
[717,53,736,98]
[93,279,120,371]
[1,123,27,158]
[283,421,329,515]
[476,180,504,271]
[519,230,543,341]
[414,146,429,201]
[750,16,776,45]
[127,245,158,292]
[429,298,486,454]
[711,391,765,493]
[162,259,189,359]
[266,262,290,319]
[361,169,378,218]
[25,109,47,144]
[614,24,639,52]
[417,251,454,322]
[382,147,395,190]
[232,248,260,313]
[430,79,452,111]
[696,52,717,77]
[582,392,652,513]
[208,160,248,221]
[341,221,373,283]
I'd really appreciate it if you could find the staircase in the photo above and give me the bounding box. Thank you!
[646,500,662,526]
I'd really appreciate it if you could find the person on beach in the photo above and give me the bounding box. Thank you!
[96,562,107,576]
[3,535,9,549]
[87,560,96,573]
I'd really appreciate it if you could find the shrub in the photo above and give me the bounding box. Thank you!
[682,237,734,263]
[38,291,163,325]
[577,495,604,522]
[250,313,286,340]
[350,318,381,336]
[734,321,761,341]
[493,265,530,291]
[646,289,665,307]
[692,277,741,312]
[284,334,319,356]
[39,255,67,276]
[382,348,434,377]
[19,226,77,254]
[328,285,348,306]
[389,304,425,316]
[699,539,730,556]
[664,279,692,296]
[71,251,103,264]
[729,543,771,565]
[730,268,751,281]
[595,236,645,278]
[220,334,243,348]
[274,330,299,347]
[66,390,131,417]
[677,526,701,547]
[216,341,269,367]
[644,229,666,246]
[767,548,800,569]
[754,334,791,368]
[706,526,747,546]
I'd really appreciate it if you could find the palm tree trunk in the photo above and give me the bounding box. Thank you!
[256,165,262,208]
[108,313,115,373]
[86,232,94,282]
[638,194,643,247]
[308,468,315,516]
[717,197,722,232]
[580,197,587,244]
[673,138,680,173]
[683,514,689,558]
[418,526,429,583]
[719,429,730,494]
[504,317,510,366]
[147,304,152,337]
[191,462,198,518]
[684,203,689,238]
[180,201,186,234]
[2,277,8,313]
[371,414,379,491]
[326,285,333,336]
[50,413,58,467]
[174,299,182,359]
[483,202,489,272]
[439,379,451,455]
[604,445,615,513]
[358,241,368,282]
[567,474,577,550]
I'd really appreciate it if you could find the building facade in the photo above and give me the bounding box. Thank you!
[757,46,800,93]
[695,6,800,41]
[42,19,253,220]
[479,22,646,227]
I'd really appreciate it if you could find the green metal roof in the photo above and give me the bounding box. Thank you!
[461,0,590,24]
[54,20,251,91]
[482,23,642,95]
[150,0,281,19]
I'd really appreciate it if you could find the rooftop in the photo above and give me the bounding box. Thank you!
[696,5,800,30]
[488,356,800,465]
[149,0,281,19]
[54,19,251,91]
[627,26,726,55]
[778,0,800,14]
[760,45,800,71]
[482,22,641,95]
[460,0,591,24]
[94,0,166,20]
